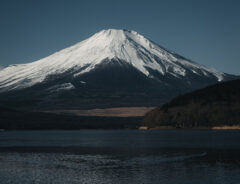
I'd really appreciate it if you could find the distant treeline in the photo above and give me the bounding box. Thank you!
[0,107,142,130]
[143,79,240,128]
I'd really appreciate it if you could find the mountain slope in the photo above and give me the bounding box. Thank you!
[143,79,240,128]
[0,29,237,109]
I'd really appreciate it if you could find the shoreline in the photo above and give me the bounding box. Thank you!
[138,125,240,130]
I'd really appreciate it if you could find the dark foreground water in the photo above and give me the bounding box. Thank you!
[0,130,240,184]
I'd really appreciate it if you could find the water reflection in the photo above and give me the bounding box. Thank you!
[0,130,240,184]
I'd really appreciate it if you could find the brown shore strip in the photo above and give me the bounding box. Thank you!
[138,125,240,130]
[44,107,155,117]
[212,125,240,130]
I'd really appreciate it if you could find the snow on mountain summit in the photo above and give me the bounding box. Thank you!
[0,29,227,92]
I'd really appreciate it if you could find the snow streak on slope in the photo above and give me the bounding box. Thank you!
[0,29,226,92]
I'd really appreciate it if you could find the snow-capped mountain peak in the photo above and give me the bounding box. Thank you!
[0,29,229,92]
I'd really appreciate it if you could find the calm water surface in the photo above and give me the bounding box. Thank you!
[0,130,240,184]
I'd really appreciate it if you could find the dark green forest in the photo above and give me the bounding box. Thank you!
[143,79,240,128]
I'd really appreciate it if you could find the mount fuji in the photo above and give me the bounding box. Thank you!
[0,29,237,109]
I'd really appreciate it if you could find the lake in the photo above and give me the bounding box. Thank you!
[0,130,240,184]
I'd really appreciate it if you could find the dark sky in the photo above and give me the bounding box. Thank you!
[0,0,239,75]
